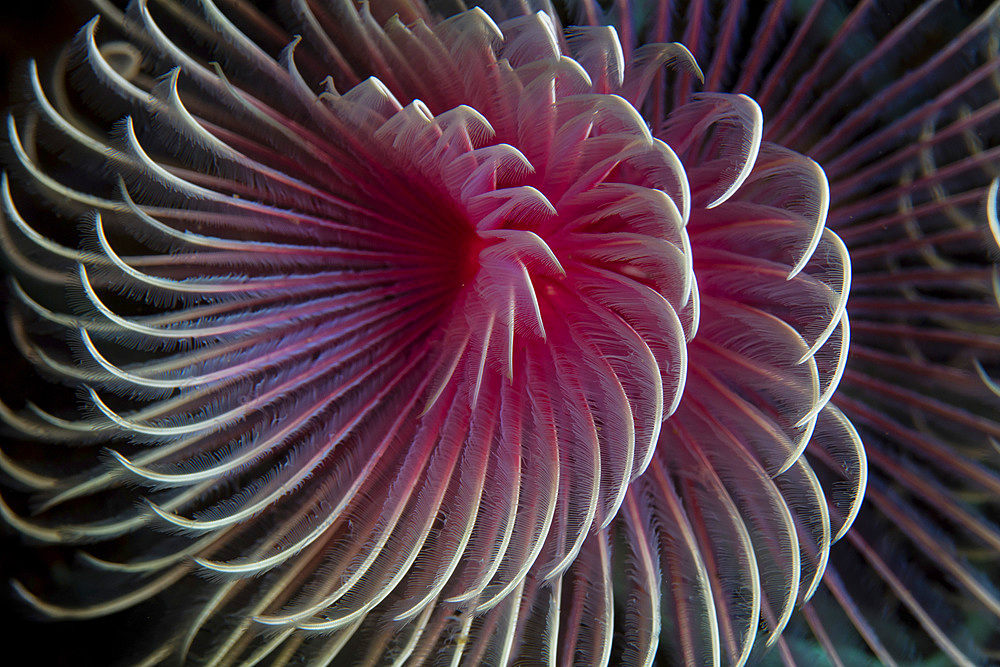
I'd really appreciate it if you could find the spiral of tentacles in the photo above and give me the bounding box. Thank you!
[0,2,864,665]
[374,79,866,664]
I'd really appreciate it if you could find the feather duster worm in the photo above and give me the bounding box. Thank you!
[0,1,992,665]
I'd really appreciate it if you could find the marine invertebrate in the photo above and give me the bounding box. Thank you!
[0,1,995,665]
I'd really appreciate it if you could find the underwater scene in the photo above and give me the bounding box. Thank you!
[0,1,998,665]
